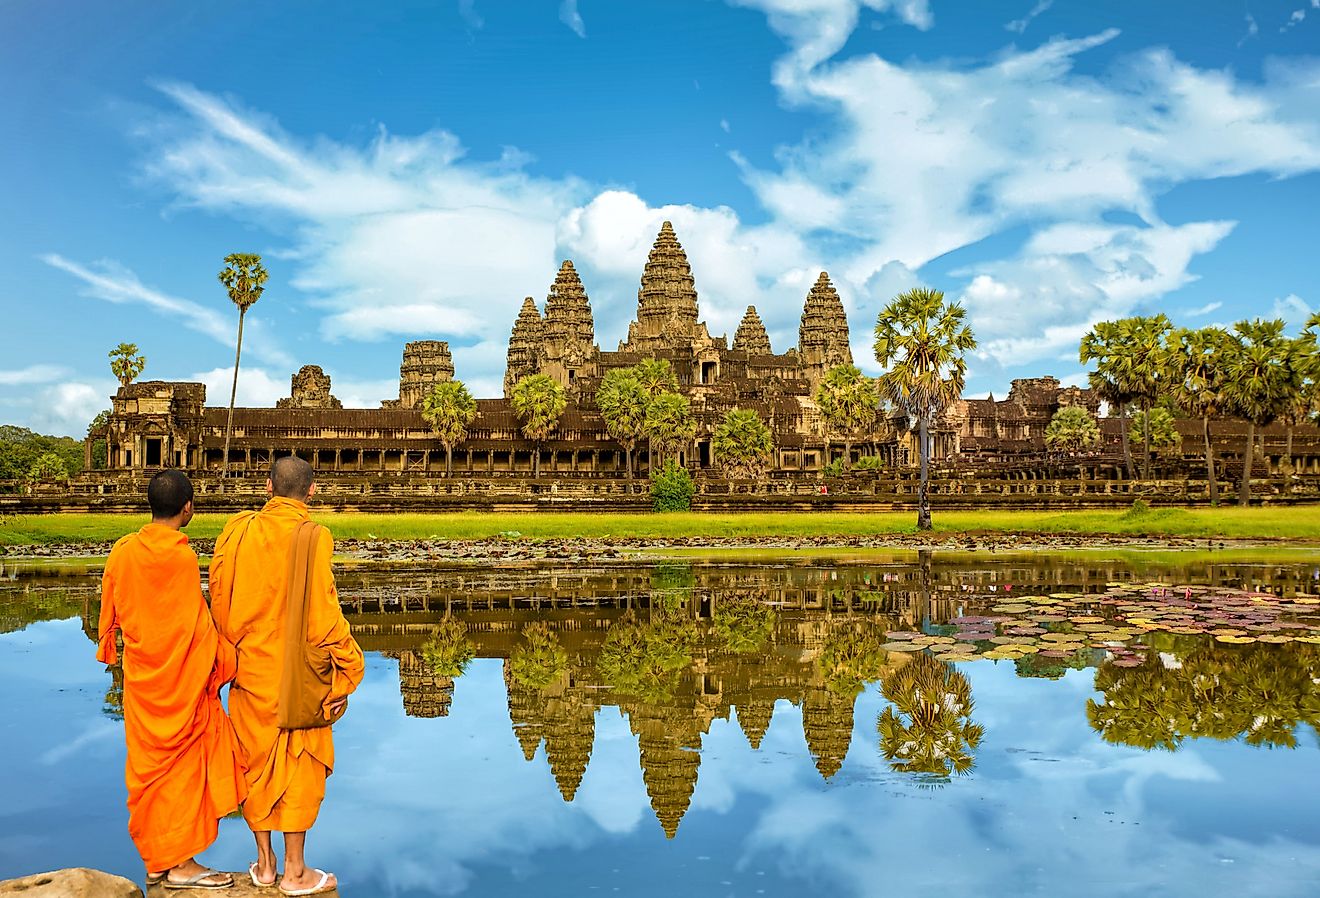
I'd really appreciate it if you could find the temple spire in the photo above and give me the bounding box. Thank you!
[732,306,772,355]
[542,260,595,349]
[622,220,703,352]
[504,296,544,397]
[798,271,852,379]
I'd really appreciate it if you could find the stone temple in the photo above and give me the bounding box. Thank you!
[83,220,1317,498]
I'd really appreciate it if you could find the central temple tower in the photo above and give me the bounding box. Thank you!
[619,221,714,354]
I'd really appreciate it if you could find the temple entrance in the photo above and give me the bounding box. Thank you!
[700,361,717,384]
[698,441,711,468]
[145,438,162,467]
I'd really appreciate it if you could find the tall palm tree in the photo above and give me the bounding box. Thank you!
[420,380,477,476]
[1122,315,1172,479]
[1164,327,1230,504]
[1221,318,1293,504]
[510,373,567,477]
[217,254,267,486]
[873,287,976,531]
[1079,320,1139,478]
[644,390,696,469]
[711,408,775,480]
[596,367,649,478]
[1280,331,1319,477]
[631,358,680,473]
[814,363,880,468]
[108,342,146,388]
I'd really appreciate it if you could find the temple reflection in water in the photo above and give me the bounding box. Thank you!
[8,550,1320,840]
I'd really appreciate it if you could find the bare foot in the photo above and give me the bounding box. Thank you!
[280,866,337,894]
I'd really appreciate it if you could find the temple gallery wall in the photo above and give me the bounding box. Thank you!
[51,221,1320,510]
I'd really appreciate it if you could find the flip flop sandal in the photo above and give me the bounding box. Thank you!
[147,872,167,884]
[163,868,234,890]
[250,862,279,888]
[279,868,336,896]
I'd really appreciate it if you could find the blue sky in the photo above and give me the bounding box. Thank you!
[3,0,1319,436]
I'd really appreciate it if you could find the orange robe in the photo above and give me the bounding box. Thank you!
[208,496,364,832]
[97,523,247,872]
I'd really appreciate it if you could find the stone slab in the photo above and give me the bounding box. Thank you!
[0,868,142,897]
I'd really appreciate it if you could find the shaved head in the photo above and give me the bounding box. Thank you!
[148,469,193,520]
[270,456,314,500]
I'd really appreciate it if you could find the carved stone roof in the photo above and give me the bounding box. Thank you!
[732,306,772,355]
[384,341,455,410]
[277,365,342,410]
[542,261,595,350]
[622,221,704,352]
[505,297,545,397]
[798,272,853,372]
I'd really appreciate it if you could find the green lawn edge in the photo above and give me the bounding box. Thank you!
[3,507,1320,546]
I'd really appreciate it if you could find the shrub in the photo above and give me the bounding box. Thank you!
[650,460,694,512]
[854,455,885,471]
[822,458,846,477]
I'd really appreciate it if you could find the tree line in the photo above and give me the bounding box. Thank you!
[1066,313,1320,504]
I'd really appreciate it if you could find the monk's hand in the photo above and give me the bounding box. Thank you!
[325,696,348,716]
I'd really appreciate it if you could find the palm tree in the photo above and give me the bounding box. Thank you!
[711,408,775,480]
[1280,330,1319,477]
[1080,320,1139,478]
[420,380,477,476]
[1221,319,1293,504]
[510,373,567,477]
[1164,327,1230,504]
[108,343,145,388]
[1123,315,1172,479]
[877,653,983,780]
[644,390,697,469]
[596,367,649,478]
[1081,315,1170,479]
[873,287,976,531]
[1043,405,1100,455]
[814,364,880,468]
[1129,406,1181,451]
[217,254,268,486]
[632,358,680,473]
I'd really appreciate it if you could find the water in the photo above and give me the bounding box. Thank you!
[2,550,1320,897]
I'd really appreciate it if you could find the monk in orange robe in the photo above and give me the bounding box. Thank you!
[97,469,245,890]
[209,457,364,896]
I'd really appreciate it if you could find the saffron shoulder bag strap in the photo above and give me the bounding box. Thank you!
[277,520,345,729]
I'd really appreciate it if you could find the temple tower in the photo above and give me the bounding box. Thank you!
[384,341,455,410]
[798,272,853,382]
[540,261,598,397]
[735,699,774,750]
[277,365,342,410]
[504,297,544,397]
[732,306,772,355]
[621,221,709,353]
[396,650,455,718]
[542,687,597,802]
[801,686,855,780]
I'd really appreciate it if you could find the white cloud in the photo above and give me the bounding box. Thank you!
[27,381,117,437]
[958,219,1235,366]
[190,366,287,408]
[1270,293,1314,330]
[1005,0,1053,34]
[1185,301,1222,317]
[40,253,289,367]
[0,364,71,386]
[559,0,586,38]
[1239,13,1259,46]
[1282,8,1307,32]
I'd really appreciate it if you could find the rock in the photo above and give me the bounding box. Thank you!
[0,868,142,897]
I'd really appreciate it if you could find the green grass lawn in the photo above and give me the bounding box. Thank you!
[3,506,1319,546]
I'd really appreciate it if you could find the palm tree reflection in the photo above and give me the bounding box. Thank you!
[878,653,983,782]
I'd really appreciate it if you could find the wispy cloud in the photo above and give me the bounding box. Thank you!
[40,253,289,367]
[1005,0,1053,34]
[559,0,586,38]
[1185,301,1222,317]
[0,364,71,386]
